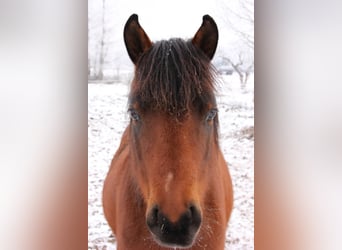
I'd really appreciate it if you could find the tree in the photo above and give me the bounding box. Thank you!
[221,53,253,88]
[225,0,254,50]
[88,0,130,82]
[97,0,107,80]
[217,0,254,86]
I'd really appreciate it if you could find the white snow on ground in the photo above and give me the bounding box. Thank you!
[88,73,254,249]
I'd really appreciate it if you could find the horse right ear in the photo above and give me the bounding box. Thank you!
[192,15,218,60]
[124,14,152,64]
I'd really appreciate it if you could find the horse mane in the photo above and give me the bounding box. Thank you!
[129,38,217,116]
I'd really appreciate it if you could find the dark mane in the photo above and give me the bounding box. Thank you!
[129,38,217,115]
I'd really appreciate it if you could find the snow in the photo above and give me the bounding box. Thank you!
[88,73,254,249]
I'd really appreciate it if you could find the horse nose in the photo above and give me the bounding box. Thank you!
[146,204,202,247]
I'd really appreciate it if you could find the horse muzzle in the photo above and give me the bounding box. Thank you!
[146,204,202,248]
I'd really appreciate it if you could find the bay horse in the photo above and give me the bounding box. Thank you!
[103,14,233,249]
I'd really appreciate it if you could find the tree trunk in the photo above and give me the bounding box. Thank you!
[97,0,106,80]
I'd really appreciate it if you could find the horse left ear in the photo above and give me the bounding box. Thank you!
[124,14,152,64]
[192,15,218,60]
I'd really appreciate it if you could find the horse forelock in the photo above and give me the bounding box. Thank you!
[129,38,217,116]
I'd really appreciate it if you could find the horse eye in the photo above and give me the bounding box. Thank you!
[206,109,218,121]
[128,109,140,121]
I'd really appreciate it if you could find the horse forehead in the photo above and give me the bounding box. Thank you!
[146,112,198,130]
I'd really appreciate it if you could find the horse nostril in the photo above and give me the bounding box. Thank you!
[147,205,159,228]
[189,205,196,217]
[188,204,202,227]
[152,205,159,218]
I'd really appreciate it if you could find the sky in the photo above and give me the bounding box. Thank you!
[89,0,233,37]
[111,0,223,39]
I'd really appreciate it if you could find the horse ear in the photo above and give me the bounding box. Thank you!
[124,14,152,64]
[192,15,218,60]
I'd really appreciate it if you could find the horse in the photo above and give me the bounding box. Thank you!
[103,14,233,250]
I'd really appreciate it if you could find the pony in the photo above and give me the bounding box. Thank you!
[103,14,233,249]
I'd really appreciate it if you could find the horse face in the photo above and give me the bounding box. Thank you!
[124,14,219,248]
[128,105,218,247]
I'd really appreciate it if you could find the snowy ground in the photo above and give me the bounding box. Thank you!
[88,73,254,249]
